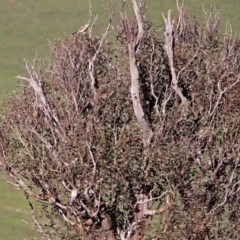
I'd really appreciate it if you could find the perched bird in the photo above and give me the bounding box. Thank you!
[69,188,78,205]
[72,23,89,36]
[17,179,28,190]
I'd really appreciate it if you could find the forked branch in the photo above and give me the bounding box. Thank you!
[128,0,153,147]
[162,10,188,113]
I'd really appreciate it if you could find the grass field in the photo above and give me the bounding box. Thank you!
[0,0,240,239]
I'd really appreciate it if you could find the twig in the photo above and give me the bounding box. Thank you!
[10,121,34,161]
[88,18,112,104]
[136,191,168,205]
[210,73,240,117]
[86,141,96,179]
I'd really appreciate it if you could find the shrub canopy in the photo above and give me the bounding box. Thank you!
[1,1,240,239]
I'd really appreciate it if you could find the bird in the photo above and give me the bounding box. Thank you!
[72,23,89,36]
[17,179,28,190]
[69,187,78,205]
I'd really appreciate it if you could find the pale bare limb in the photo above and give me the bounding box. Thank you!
[210,73,240,117]
[119,190,173,240]
[149,38,160,116]
[136,191,168,205]
[202,3,221,34]
[132,0,143,54]
[118,218,145,240]
[88,19,112,104]
[175,0,185,41]
[91,193,102,217]
[128,0,153,147]
[59,209,75,226]
[209,157,240,215]
[161,85,173,116]
[86,141,96,179]
[16,61,59,126]
[31,209,51,240]
[29,127,62,167]
[135,191,171,218]
[10,121,34,161]
[162,10,188,113]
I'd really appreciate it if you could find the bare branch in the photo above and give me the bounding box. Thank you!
[88,18,113,105]
[31,209,51,240]
[162,10,188,113]
[10,121,34,161]
[132,0,143,54]
[175,0,185,41]
[86,141,96,179]
[128,0,153,147]
[210,73,240,117]
[16,61,59,126]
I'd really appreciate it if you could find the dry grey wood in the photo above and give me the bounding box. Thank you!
[162,10,188,112]
[128,0,153,147]
[16,61,59,125]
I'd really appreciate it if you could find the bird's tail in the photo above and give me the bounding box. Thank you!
[72,31,78,36]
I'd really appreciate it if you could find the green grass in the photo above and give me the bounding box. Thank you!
[0,0,240,239]
[0,208,31,240]
[0,173,42,240]
[1,0,239,96]
[0,0,109,99]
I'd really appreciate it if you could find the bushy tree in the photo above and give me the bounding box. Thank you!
[1,1,240,239]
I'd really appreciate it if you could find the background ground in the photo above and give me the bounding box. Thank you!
[0,0,240,239]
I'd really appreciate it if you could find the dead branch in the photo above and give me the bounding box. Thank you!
[175,0,185,41]
[16,61,59,126]
[209,73,240,117]
[162,10,188,113]
[128,0,153,147]
[88,18,113,105]
[28,127,62,167]
[119,190,173,240]
[86,140,97,180]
